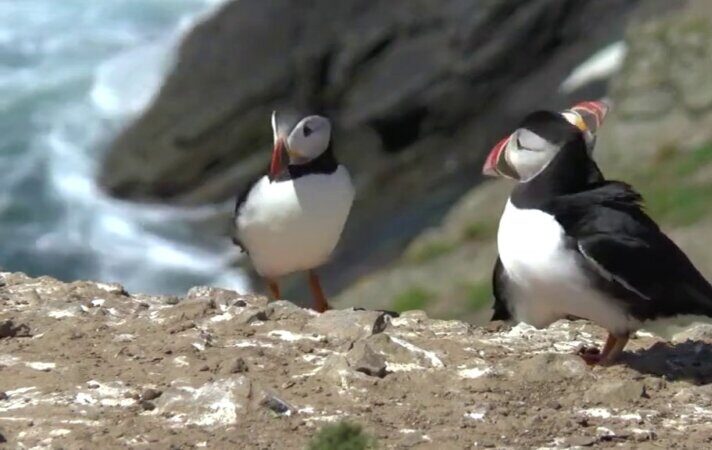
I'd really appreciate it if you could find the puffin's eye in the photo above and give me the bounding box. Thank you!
[303,125,312,137]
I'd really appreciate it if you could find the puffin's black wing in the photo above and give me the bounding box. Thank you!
[491,257,512,321]
[232,175,263,253]
[551,182,712,321]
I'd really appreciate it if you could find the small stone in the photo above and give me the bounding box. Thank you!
[141,389,162,401]
[199,365,210,372]
[164,296,180,306]
[225,358,248,374]
[260,391,294,415]
[546,400,562,410]
[0,391,7,401]
[0,320,30,339]
[140,400,156,411]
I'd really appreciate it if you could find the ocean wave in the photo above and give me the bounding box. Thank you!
[0,0,247,295]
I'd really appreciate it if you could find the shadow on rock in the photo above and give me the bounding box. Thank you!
[622,340,712,384]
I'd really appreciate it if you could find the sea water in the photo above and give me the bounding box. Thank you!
[0,0,248,294]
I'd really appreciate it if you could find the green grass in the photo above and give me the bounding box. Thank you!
[632,143,712,227]
[405,240,456,263]
[392,287,432,312]
[307,421,376,450]
[461,220,497,241]
[466,280,492,311]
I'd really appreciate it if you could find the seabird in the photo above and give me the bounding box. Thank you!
[484,100,712,365]
[233,112,355,312]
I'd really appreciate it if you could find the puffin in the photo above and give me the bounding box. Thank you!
[233,112,355,313]
[484,100,712,366]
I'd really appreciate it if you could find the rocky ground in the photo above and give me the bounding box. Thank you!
[4,273,712,448]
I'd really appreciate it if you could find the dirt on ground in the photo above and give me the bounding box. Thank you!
[3,272,712,449]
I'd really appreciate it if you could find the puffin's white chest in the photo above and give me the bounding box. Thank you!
[497,200,630,333]
[236,166,354,278]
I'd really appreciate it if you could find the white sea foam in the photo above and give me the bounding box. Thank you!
[0,0,245,295]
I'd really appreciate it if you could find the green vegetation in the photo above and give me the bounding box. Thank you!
[633,143,712,226]
[392,287,432,312]
[307,421,376,450]
[466,280,492,311]
[461,220,497,241]
[405,240,456,263]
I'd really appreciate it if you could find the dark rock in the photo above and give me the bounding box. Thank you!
[140,400,156,411]
[223,358,249,374]
[141,389,163,402]
[259,391,295,415]
[0,320,31,338]
[164,296,181,306]
[0,391,7,401]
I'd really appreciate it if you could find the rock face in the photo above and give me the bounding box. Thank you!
[100,0,673,296]
[4,272,712,448]
[598,0,712,166]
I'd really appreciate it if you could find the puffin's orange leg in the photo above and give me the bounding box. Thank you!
[579,333,629,366]
[265,278,280,300]
[599,334,629,366]
[308,270,330,313]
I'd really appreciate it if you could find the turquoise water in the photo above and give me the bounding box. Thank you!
[0,0,247,294]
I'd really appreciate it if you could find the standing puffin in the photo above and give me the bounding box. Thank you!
[484,100,712,366]
[233,112,354,312]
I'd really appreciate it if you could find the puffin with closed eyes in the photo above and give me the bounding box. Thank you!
[233,112,355,313]
[485,100,712,366]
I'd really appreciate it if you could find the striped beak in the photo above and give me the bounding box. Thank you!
[269,138,286,182]
[562,100,610,135]
[269,111,290,182]
[482,134,518,179]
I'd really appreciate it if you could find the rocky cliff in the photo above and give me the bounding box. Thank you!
[99,0,678,299]
[3,273,712,448]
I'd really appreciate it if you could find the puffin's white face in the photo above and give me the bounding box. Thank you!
[502,128,560,182]
[286,115,331,163]
[269,112,332,181]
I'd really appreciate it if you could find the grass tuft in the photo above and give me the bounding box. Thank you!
[466,280,492,311]
[634,143,712,226]
[461,221,497,241]
[406,240,456,263]
[307,421,376,450]
[392,287,432,312]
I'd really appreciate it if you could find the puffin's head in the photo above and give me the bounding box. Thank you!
[269,112,332,181]
[482,100,609,182]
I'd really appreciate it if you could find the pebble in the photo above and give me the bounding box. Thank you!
[141,389,163,401]
[140,400,156,411]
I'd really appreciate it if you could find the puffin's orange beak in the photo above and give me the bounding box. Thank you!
[483,134,513,178]
[269,138,286,182]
